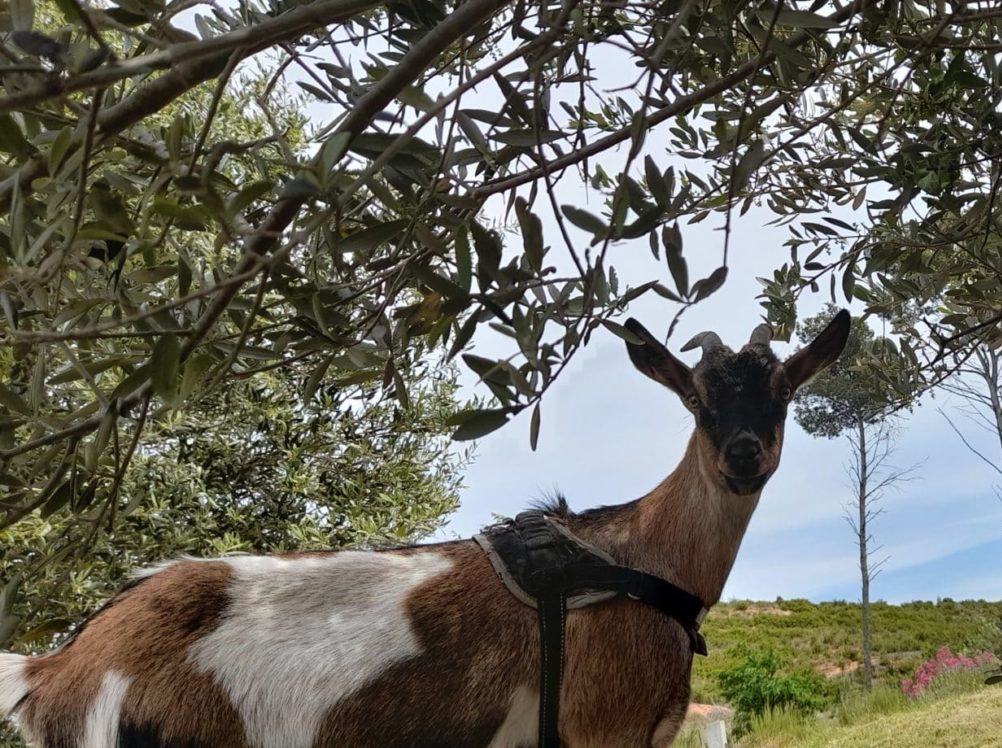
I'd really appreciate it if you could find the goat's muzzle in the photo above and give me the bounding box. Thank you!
[720,433,771,495]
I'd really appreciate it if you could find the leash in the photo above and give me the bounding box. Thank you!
[475,510,707,747]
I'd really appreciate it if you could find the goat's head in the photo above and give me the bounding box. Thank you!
[624,310,850,496]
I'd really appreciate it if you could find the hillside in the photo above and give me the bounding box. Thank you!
[691,598,1002,701]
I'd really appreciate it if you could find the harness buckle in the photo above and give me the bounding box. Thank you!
[625,570,645,601]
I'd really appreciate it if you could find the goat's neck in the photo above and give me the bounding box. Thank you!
[575,434,761,607]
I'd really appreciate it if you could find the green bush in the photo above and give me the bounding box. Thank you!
[716,649,833,736]
[965,619,1002,659]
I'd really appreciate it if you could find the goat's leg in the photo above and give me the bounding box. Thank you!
[650,710,687,747]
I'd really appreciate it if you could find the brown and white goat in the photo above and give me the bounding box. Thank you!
[0,311,850,748]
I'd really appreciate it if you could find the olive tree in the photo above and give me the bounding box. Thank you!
[0,354,469,647]
[0,40,472,657]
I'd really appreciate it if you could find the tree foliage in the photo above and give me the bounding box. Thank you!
[0,17,477,655]
[793,305,906,438]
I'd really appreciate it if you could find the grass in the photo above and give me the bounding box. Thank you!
[832,683,909,725]
[674,728,708,748]
[737,685,1002,748]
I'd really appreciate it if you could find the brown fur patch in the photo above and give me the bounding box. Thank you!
[21,561,247,747]
[561,598,693,746]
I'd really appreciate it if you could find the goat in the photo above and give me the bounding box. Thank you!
[0,311,850,748]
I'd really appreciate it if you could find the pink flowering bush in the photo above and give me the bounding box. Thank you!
[900,646,999,698]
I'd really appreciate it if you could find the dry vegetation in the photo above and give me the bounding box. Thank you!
[740,685,1002,748]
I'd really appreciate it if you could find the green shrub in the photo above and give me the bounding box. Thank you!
[716,649,833,736]
[690,599,1002,702]
[965,619,1002,659]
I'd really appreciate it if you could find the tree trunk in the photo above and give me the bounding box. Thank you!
[986,351,1002,459]
[857,417,873,691]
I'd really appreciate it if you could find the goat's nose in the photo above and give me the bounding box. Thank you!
[726,436,762,464]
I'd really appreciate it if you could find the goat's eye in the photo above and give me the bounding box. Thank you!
[779,385,793,401]
[686,394,700,410]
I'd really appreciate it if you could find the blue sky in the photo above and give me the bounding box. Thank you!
[431,198,1002,605]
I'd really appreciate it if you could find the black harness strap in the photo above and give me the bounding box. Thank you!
[536,590,566,746]
[475,510,708,748]
[531,563,708,655]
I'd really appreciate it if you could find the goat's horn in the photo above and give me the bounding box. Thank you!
[680,331,723,355]
[748,323,773,346]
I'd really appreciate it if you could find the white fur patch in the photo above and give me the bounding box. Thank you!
[488,685,538,748]
[0,653,28,717]
[189,551,452,748]
[83,671,130,748]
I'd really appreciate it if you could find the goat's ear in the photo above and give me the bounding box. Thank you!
[784,309,851,390]
[624,318,693,396]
